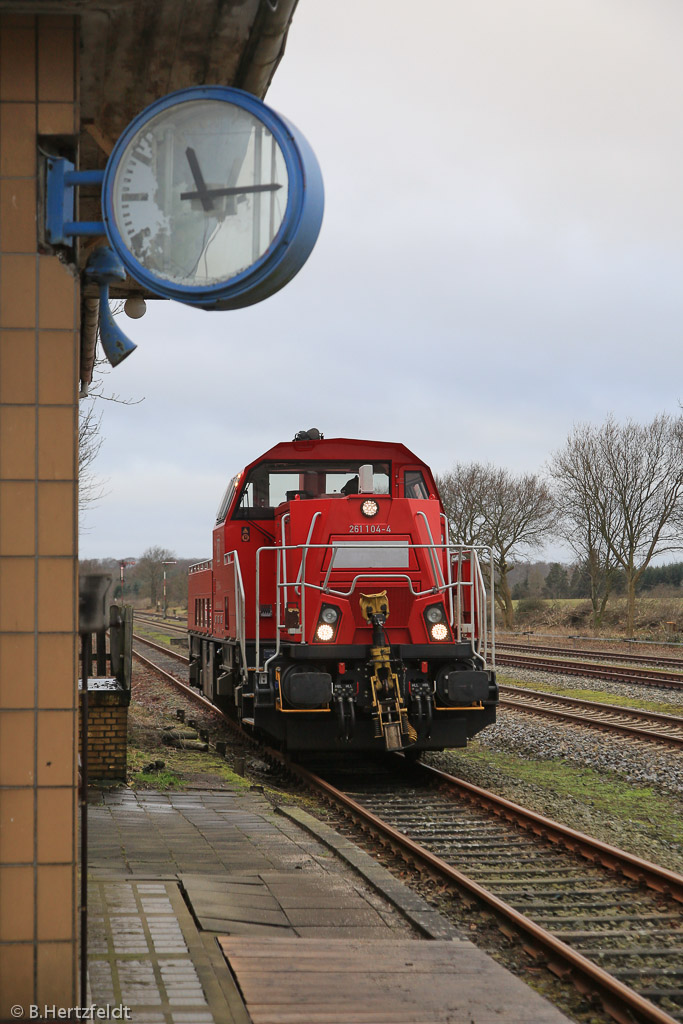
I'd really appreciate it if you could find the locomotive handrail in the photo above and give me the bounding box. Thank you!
[280,512,290,607]
[254,539,495,673]
[222,550,248,678]
[415,511,447,591]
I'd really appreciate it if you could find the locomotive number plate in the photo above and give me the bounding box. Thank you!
[348,523,392,533]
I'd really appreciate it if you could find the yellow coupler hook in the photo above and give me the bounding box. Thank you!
[359,591,417,750]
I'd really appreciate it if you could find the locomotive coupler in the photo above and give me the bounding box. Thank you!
[360,592,417,750]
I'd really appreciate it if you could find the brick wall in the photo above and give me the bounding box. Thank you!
[78,692,128,781]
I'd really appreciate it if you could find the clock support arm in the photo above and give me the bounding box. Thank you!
[45,157,106,245]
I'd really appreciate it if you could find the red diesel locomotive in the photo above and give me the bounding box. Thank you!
[187,430,498,753]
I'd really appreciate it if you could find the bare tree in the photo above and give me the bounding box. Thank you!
[550,414,683,635]
[78,348,143,518]
[137,546,177,608]
[547,432,620,628]
[78,400,106,514]
[436,465,557,629]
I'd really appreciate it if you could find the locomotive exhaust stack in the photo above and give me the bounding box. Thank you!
[187,434,498,754]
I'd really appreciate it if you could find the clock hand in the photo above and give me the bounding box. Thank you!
[180,182,282,201]
[185,147,215,212]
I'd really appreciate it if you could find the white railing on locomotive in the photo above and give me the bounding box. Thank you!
[188,558,213,574]
[449,544,495,668]
[254,539,491,673]
[222,550,248,678]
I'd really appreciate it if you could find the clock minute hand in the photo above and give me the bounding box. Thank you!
[180,182,282,201]
[185,147,214,212]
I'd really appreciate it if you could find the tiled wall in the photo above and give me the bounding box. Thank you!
[0,14,79,1012]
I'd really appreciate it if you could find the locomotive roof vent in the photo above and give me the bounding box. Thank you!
[293,427,324,441]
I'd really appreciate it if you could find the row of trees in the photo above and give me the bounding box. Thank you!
[511,560,683,601]
[437,413,683,633]
[80,546,194,611]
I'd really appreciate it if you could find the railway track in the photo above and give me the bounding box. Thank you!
[131,632,683,1024]
[134,611,188,638]
[298,760,683,1024]
[496,651,683,690]
[499,685,683,748]
[498,641,683,670]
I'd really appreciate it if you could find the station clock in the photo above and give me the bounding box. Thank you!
[101,86,324,309]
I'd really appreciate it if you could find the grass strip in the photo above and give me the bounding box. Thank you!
[452,744,683,848]
[498,673,682,715]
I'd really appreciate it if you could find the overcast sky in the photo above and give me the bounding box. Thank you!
[79,0,683,562]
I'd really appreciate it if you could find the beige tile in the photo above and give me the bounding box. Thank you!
[38,481,74,556]
[37,407,75,480]
[0,329,36,403]
[0,941,34,1015]
[0,634,35,708]
[37,709,75,786]
[37,558,75,631]
[0,179,37,253]
[38,331,76,404]
[37,255,77,331]
[0,406,36,479]
[0,22,36,101]
[37,788,74,863]
[0,103,36,177]
[0,710,34,785]
[0,865,34,940]
[37,102,77,136]
[37,865,73,939]
[38,633,76,709]
[0,481,35,555]
[0,556,35,631]
[37,939,76,1007]
[0,788,34,863]
[0,254,36,329]
[38,19,74,102]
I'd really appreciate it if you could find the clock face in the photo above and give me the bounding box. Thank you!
[109,98,290,288]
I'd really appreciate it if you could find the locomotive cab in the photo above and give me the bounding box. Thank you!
[188,433,498,753]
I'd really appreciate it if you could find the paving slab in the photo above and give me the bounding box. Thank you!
[86,786,574,1024]
[87,878,249,1024]
[219,937,574,1024]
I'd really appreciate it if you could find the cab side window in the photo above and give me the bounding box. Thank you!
[404,470,429,499]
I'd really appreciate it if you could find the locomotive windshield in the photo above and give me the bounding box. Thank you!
[233,460,390,519]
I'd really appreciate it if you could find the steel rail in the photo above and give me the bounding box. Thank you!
[497,641,683,670]
[130,647,214,714]
[497,651,683,689]
[281,758,682,1024]
[134,616,188,638]
[132,632,189,663]
[499,686,683,748]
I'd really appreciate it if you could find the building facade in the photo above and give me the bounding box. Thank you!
[0,2,298,1011]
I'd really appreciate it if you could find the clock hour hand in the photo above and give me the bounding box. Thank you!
[185,147,215,212]
[180,182,282,201]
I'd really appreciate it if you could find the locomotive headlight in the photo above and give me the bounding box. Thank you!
[425,606,444,623]
[360,499,379,517]
[423,603,451,641]
[315,604,341,642]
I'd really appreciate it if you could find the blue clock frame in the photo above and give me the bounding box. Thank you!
[100,86,324,310]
